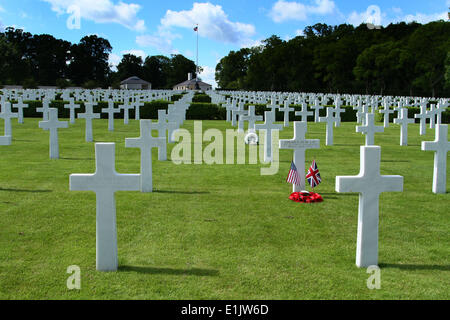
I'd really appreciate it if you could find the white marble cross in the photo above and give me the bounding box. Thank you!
[256,111,283,163]
[336,146,403,267]
[279,122,320,191]
[379,103,394,128]
[414,102,429,136]
[333,100,345,127]
[101,100,120,131]
[0,135,12,146]
[236,105,249,133]
[37,99,51,122]
[319,108,337,146]
[134,101,144,121]
[422,124,449,194]
[241,105,263,132]
[39,108,68,159]
[229,101,239,126]
[0,102,18,137]
[394,108,414,146]
[427,104,437,129]
[435,102,448,125]
[356,113,384,146]
[361,104,370,126]
[295,103,313,122]
[120,100,135,125]
[70,143,140,271]
[78,103,100,142]
[13,98,28,124]
[126,120,165,193]
[310,99,323,123]
[280,101,294,127]
[64,98,80,124]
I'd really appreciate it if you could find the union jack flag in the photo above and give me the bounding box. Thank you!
[286,161,301,186]
[306,160,321,189]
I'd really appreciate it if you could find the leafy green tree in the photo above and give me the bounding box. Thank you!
[445,52,450,89]
[166,54,196,88]
[69,35,112,86]
[142,55,171,89]
[409,21,450,97]
[116,54,144,80]
[215,48,254,89]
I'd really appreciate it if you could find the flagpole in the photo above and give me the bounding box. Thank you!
[196,23,199,81]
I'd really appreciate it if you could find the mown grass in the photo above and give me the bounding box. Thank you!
[0,117,448,300]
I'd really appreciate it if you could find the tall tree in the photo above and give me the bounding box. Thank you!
[69,35,112,86]
[116,54,144,81]
[409,21,450,97]
[142,55,171,89]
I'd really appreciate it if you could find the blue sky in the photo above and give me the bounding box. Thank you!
[0,0,448,87]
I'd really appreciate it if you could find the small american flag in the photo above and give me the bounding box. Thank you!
[286,161,301,186]
[194,26,198,32]
[306,160,321,189]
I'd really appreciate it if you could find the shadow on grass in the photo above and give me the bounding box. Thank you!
[119,265,219,276]
[0,187,52,193]
[381,160,410,163]
[379,263,450,271]
[154,190,210,195]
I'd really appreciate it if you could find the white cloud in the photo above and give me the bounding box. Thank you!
[348,5,448,27]
[108,53,121,70]
[269,0,336,23]
[403,12,448,24]
[240,38,263,49]
[41,0,145,31]
[160,2,256,45]
[121,49,147,60]
[0,5,5,13]
[391,7,402,15]
[136,34,179,55]
[199,65,217,89]
[295,29,305,36]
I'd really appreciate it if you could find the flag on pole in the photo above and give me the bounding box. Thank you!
[194,26,198,32]
[306,160,321,188]
[286,161,301,186]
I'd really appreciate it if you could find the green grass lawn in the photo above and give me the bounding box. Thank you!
[0,117,448,300]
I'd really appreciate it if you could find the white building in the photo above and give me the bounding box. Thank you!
[173,73,212,91]
[120,76,152,90]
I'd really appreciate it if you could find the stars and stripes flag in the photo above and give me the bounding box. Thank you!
[306,160,321,189]
[194,26,198,32]
[286,161,301,186]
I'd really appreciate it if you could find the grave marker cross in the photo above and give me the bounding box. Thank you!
[70,143,140,272]
[336,146,403,268]
[279,122,320,191]
[422,124,449,194]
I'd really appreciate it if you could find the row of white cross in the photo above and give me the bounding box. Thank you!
[1,91,448,271]
[222,95,448,268]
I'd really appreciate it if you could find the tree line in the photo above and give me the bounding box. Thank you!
[0,27,196,89]
[216,21,450,98]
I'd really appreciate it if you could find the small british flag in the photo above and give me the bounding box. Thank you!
[306,160,321,189]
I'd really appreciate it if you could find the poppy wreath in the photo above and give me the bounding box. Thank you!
[289,192,323,203]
